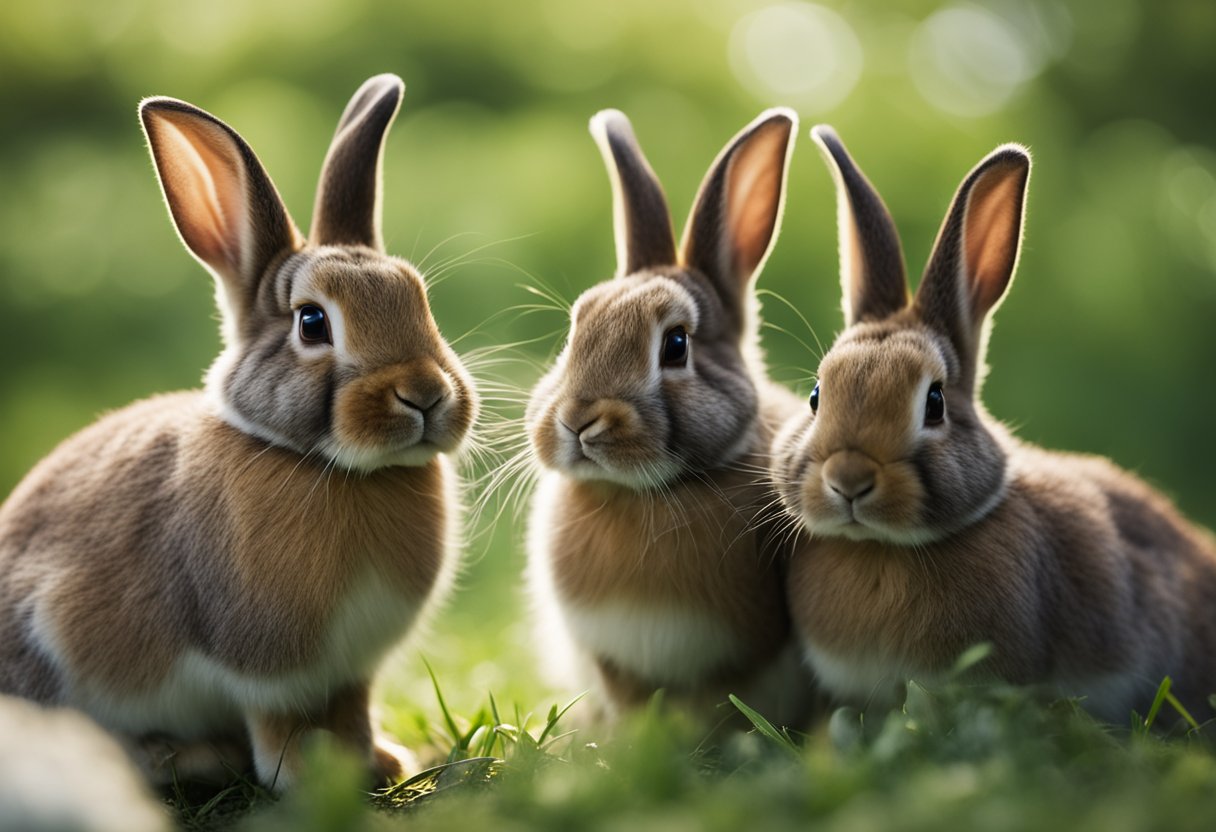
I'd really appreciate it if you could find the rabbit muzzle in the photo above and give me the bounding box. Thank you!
[545,396,678,488]
[793,446,931,545]
[558,398,641,460]
[330,358,467,468]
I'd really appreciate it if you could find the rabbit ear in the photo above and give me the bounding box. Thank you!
[310,73,404,249]
[681,109,797,303]
[811,125,908,326]
[589,109,677,275]
[915,144,1031,378]
[141,97,300,308]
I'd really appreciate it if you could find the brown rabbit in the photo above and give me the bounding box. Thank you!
[525,108,814,724]
[772,125,1216,724]
[0,74,478,790]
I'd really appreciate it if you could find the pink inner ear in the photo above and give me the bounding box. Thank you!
[151,114,247,276]
[962,164,1024,316]
[725,123,789,281]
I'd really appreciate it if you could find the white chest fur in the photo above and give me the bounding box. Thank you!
[560,601,749,687]
[527,473,749,688]
[802,642,921,709]
[41,569,422,739]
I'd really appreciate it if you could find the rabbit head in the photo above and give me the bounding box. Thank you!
[140,74,477,472]
[527,108,796,489]
[773,126,1031,544]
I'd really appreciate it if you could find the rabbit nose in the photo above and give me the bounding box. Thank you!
[392,362,450,413]
[395,388,444,412]
[557,400,601,437]
[823,451,879,502]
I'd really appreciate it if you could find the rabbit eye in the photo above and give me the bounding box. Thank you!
[661,326,689,368]
[925,382,945,425]
[298,304,331,345]
[809,383,819,413]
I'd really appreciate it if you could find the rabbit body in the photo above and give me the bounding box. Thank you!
[526,108,815,724]
[0,75,475,789]
[783,409,1216,721]
[774,127,1216,723]
[0,694,170,832]
[0,393,453,731]
[529,385,805,717]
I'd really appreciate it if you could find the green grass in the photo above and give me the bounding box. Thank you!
[161,661,1216,832]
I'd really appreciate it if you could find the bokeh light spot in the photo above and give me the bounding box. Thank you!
[728,2,862,112]
[909,5,1044,118]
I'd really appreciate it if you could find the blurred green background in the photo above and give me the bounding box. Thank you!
[2,0,1215,715]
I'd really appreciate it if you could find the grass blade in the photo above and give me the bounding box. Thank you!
[1143,677,1171,731]
[1164,689,1201,732]
[537,692,586,745]
[950,642,994,677]
[729,694,799,755]
[423,657,463,747]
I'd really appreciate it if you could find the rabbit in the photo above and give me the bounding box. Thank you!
[0,694,169,832]
[0,74,478,791]
[771,124,1216,724]
[525,107,816,726]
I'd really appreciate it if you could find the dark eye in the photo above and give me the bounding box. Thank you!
[925,382,945,425]
[809,383,819,413]
[298,304,331,344]
[661,325,689,368]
